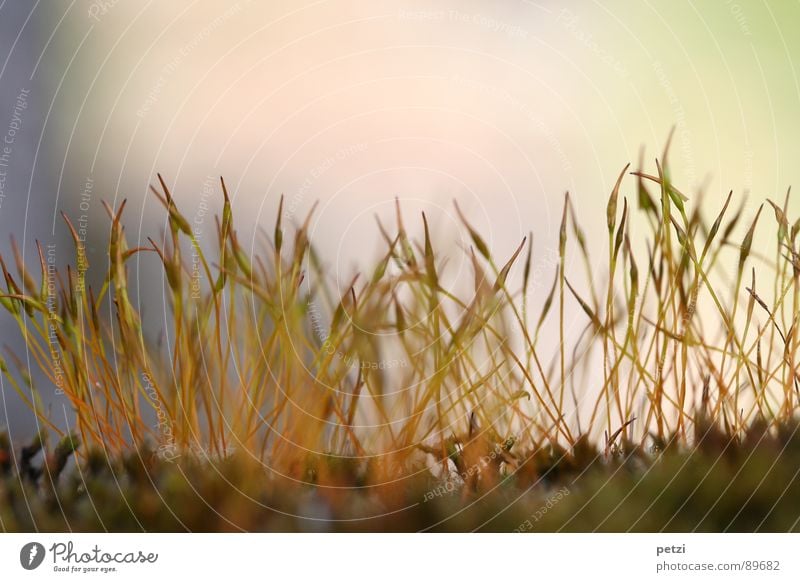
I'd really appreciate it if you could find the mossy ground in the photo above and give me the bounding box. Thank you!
[2,420,799,532]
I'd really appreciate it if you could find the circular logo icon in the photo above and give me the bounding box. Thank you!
[20,542,46,570]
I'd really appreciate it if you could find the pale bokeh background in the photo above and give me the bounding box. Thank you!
[1,0,799,432]
[48,1,800,250]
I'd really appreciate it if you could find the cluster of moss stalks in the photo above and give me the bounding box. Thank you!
[2,137,800,531]
[2,420,800,531]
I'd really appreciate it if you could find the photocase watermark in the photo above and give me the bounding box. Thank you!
[307,296,328,342]
[308,298,408,370]
[190,175,216,299]
[422,436,516,502]
[528,246,560,292]
[513,485,570,531]
[724,0,752,38]
[321,340,409,371]
[678,280,705,338]
[20,540,158,574]
[137,2,251,118]
[742,146,754,194]
[44,244,66,395]
[141,371,179,462]
[87,0,122,22]
[556,9,628,78]
[398,9,529,40]
[653,61,696,190]
[286,142,369,223]
[48,541,157,574]
[75,176,93,293]
[0,88,30,211]
[185,441,237,459]
[20,542,46,570]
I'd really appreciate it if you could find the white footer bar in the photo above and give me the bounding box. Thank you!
[1,533,796,580]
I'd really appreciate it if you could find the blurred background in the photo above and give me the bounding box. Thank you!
[1,0,798,434]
